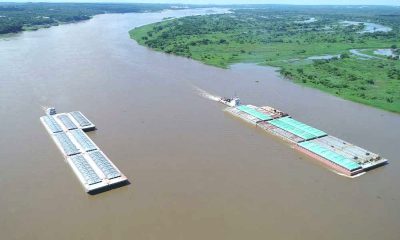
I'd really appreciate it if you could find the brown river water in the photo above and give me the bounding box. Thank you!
[0,8,399,240]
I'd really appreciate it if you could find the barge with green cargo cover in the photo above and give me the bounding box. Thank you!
[220,98,388,177]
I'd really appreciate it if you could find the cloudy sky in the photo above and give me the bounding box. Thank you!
[7,0,400,6]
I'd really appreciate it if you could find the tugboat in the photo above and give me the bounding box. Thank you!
[219,97,241,107]
[45,107,57,116]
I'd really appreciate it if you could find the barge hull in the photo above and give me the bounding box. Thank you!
[293,145,364,176]
[223,103,388,177]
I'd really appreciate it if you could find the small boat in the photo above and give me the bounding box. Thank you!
[219,97,241,107]
[46,107,57,116]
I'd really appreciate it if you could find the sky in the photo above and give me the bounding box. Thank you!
[4,0,400,5]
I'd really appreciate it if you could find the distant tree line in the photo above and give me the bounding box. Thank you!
[0,2,178,34]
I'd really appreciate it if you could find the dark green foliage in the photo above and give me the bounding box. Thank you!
[0,2,176,34]
[130,6,400,112]
[340,53,350,58]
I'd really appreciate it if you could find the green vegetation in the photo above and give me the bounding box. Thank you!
[130,6,400,113]
[0,2,177,34]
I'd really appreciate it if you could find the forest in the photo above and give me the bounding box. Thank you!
[0,2,176,34]
[130,5,400,113]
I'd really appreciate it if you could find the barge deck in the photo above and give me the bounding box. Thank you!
[223,103,388,176]
[40,110,128,193]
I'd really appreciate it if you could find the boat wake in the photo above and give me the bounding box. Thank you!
[192,85,221,102]
[40,105,50,111]
[330,169,365,178]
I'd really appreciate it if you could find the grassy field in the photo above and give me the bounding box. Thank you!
[130,6,400,113]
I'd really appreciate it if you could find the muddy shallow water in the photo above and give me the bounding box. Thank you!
[0,9,399,240]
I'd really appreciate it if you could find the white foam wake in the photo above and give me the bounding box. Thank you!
[192,85,221,102]
[40,105,50,111]
[330,168,366,178]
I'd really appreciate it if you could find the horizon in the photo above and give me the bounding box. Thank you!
[3,1,400,7]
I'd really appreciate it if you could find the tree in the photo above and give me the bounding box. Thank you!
[366,79,375,85]
[296,68,304,74]
[218,39,228,44]
[340,53,350,59]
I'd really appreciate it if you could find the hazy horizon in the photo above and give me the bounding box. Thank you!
[4,0,400,6]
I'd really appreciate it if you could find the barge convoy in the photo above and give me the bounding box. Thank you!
[219,97,388,177]
[40,108,128,193]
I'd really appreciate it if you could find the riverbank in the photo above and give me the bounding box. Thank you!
[130,6,400,113]
[0,2,179,35]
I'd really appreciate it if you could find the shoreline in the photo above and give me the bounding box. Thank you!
[129,11,400,114]
[131,34,400,114]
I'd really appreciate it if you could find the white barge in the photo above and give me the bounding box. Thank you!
[40,108,128,193]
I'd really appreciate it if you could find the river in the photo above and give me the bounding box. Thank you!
[0,8,399,240]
